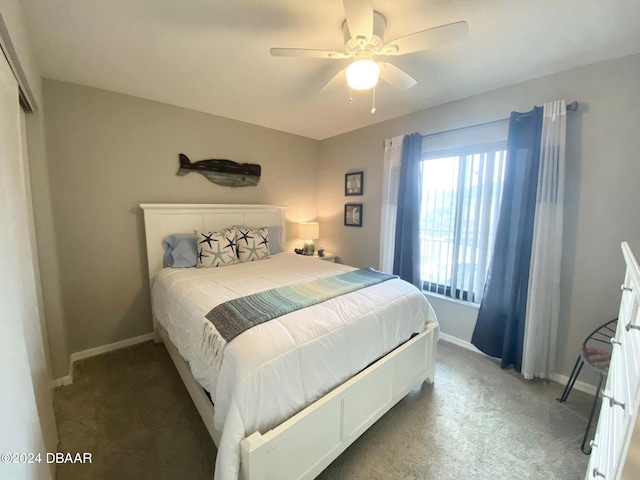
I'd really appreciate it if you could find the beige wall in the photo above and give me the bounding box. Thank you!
[42,80,320,367]
[318,53,640,382]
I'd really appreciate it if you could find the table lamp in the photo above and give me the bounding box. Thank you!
[298,222,319,256]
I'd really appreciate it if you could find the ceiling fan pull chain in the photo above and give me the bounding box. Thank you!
[371,86,376,114]
[348,87,353,104]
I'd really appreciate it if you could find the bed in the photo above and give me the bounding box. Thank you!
[141,203,438,480]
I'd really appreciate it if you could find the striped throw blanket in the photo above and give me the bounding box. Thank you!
[201,268,397,366]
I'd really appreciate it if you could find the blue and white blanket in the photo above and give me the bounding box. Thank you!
[202,268,397,365]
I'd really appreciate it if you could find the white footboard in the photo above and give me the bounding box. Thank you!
[240,322,437,480]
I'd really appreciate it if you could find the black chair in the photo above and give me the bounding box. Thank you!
[557,318,617,454]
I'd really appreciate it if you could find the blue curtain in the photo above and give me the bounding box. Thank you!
[393,133,422,287]
[471,108,543,371]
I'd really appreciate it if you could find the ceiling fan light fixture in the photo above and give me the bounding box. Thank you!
[346,58,380,90]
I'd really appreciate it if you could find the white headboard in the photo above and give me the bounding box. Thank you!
[140,203,287,283]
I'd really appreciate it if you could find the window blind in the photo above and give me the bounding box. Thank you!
[420,146,506,303]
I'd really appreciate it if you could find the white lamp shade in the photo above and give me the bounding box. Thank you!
[298,222,319,240]
[346,59,380,90]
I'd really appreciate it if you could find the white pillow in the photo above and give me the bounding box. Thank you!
[236,227,270,263]
[196,228,238,268]
[233,225,283,254]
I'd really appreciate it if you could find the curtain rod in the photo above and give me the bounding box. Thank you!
[420,100,578,140]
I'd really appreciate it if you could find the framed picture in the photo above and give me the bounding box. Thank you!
[345,171,364,196]
[344,203,363,227]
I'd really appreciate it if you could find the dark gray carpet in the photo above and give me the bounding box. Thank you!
[54,340,592,479]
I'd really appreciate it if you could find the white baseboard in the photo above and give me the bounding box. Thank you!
[51,375,72,388]
[549,373,597,397]
[438,332,598,396]
[69,332,155,363]
[438,332,483,354]
[51,332,154,387]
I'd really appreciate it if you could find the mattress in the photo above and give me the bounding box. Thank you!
[151,253,437,479]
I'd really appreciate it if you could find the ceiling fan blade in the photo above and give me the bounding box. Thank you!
[270,48,350,59]
[379,62,417,90]
[343,0,373,41]
[381,21,468,56]
[320,69,347,93]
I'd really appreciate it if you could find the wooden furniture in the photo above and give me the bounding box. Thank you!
[315,252,337,262]
[586,242,640,480]
[140,204,438,480]
[295,252,337,262]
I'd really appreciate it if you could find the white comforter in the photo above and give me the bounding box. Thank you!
[151,253,437,479]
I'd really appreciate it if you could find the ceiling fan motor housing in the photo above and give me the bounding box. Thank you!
[343,11,386,53]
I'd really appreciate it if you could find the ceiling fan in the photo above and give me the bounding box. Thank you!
[270,0,468,95]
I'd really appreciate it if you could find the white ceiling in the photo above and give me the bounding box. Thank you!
[22,0,640,140]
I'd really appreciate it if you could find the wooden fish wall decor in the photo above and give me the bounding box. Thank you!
[176,153,261,187]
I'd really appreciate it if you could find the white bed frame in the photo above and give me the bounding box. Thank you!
[140,203,437,480]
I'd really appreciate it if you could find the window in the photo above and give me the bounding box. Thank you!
[420,142,507,303]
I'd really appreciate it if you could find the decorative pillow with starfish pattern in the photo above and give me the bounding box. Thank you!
[195,228,238,268]
[236,227,270,263]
